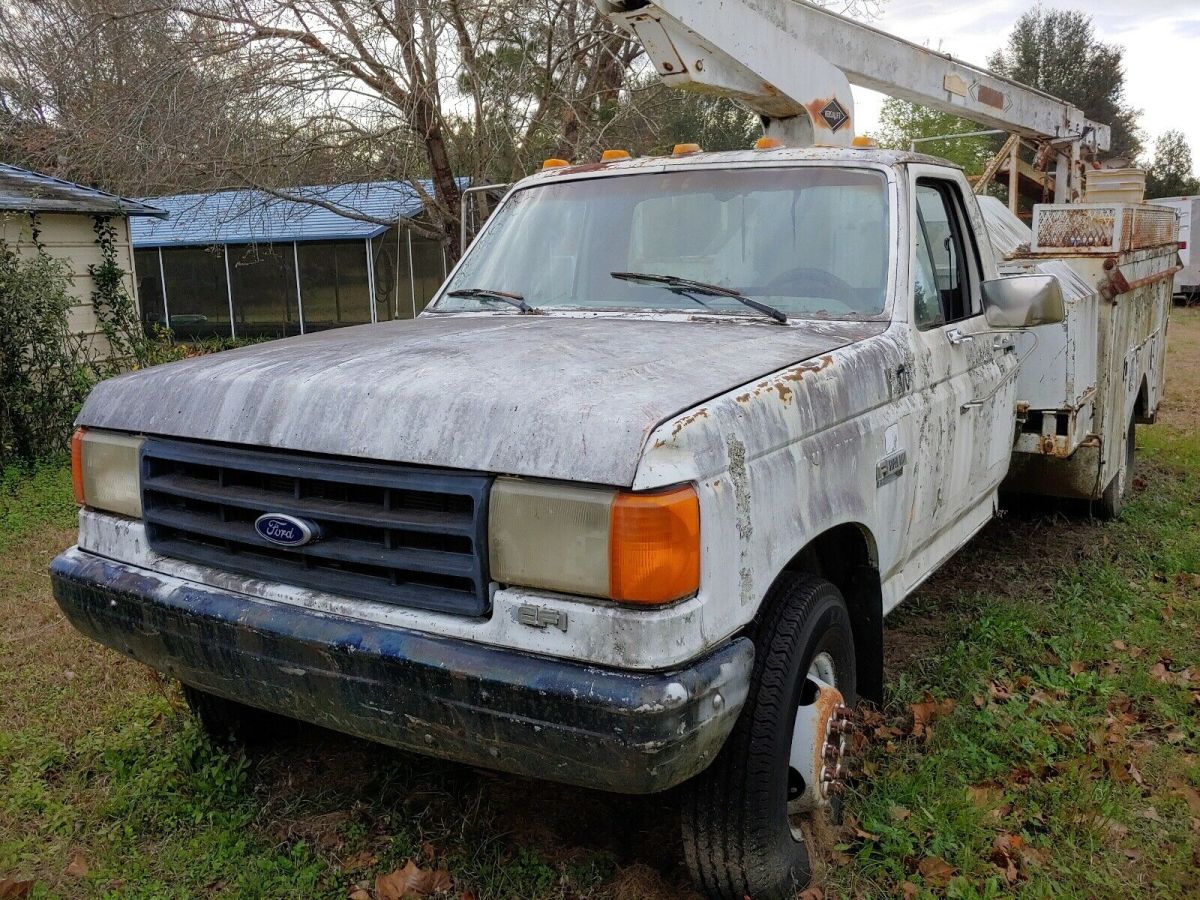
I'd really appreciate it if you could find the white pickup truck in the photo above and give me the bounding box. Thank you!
[52,144,1176,898]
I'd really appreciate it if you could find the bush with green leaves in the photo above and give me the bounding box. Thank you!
[90,215,153,375]
[0,232,93,466]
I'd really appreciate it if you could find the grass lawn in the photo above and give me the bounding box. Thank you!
[2,311,1199,899]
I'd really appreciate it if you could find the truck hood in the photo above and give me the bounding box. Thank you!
[79,315,883,486]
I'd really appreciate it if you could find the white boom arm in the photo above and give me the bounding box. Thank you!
[597,0,1110,174]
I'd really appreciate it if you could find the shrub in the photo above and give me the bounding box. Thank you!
[0,235,93,465]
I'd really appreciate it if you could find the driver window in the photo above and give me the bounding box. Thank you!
[913,179,975,329]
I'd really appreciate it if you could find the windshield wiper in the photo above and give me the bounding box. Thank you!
[611,272,788,324]
[446,287,534,313]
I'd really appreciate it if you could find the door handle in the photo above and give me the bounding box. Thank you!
[946,328,974,346]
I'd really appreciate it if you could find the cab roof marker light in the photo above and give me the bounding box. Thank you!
[754,137,783,150]
[851,135,878,148]
[601,149,632,161]
[542,158,570,170]
[672,143,702,156]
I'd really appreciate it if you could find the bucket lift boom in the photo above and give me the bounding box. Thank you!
[595,0,1111,201]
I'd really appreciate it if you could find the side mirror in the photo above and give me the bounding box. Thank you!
[981,274,1065,328]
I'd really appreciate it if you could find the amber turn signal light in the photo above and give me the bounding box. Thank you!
[71,427,87,505]
[610,485,701,604]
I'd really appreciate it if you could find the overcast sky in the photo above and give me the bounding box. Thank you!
[850,0,1200,174]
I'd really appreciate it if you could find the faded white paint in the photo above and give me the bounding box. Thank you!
[72,149,1175,674]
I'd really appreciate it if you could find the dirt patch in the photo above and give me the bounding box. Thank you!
[883,504,1109,680]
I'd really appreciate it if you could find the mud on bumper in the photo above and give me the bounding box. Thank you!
[50,548,753,794]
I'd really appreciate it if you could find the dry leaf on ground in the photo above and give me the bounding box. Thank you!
[990,833,1024,884]
[375,860,453,899]
[0,878,34,899]
[917,855,955,886]
[65,853,88,878]
[911,696,956,741]
[1170,782,1200,815]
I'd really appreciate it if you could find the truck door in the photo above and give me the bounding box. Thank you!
[904,170,1015,564]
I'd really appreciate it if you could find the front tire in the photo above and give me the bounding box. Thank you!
[681,573,857,900]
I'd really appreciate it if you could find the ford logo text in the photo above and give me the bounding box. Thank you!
[254,513,320,547]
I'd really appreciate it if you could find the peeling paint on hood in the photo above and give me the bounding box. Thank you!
[78,314,884,486]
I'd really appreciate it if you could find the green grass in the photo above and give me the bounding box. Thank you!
[1,431,1198,898]
[828,425,1200,898]
[0,457,77,553]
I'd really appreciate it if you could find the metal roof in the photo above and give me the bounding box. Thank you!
[0,163,166,218]
[131,180,453,248]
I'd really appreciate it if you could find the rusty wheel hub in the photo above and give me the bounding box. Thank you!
[788,664,854,820]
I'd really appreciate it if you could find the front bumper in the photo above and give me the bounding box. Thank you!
[50,548,753,794]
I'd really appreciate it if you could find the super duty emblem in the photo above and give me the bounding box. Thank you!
[515,604,568,632]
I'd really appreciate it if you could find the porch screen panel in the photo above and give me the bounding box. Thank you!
[134,249,166,334]
[296,241,372,330]
[229,244,301,338]
[159,246,232,339]
[410,237,447,314]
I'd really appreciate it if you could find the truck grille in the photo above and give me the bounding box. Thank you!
[140,439,492,616]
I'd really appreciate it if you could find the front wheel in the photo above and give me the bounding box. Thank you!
[681,573,857,900]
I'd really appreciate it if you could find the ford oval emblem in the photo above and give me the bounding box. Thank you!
[254,513,320,547]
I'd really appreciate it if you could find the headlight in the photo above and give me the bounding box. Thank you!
[71,428,144,518]
[489,478,700,605]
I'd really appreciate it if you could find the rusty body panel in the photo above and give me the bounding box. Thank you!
[64,152,1021,681]
[54,150,1169,796]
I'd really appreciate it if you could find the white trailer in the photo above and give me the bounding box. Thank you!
[1150,195,1200,302]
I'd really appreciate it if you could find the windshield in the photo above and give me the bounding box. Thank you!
[433,166,892,320]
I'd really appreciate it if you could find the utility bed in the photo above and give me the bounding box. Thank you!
[980,198,1178,504]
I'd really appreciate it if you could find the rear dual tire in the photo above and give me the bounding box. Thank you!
[682,573,856,900]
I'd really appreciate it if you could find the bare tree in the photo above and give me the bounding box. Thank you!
[1,0,884,258]
[0,0,326,195]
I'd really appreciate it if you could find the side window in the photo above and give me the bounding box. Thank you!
[913,179,980,328]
